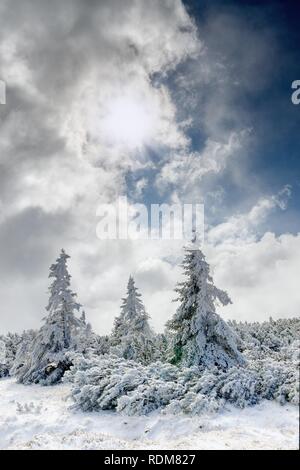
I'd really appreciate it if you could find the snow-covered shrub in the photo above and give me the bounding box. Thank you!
[285,339,300,364]
[0,363,9,378]
[67,354,190,414]
[66,355,223,415]
[251,359,299,405]
[163,367,259,414]
[65,355,149,411]
[117,380,185,416]
[228,317,300,406]
[229,317,300,359]
[213,368,259,407]
[116,362,192,415]
[165,392,223,415]
[68,335,299,416]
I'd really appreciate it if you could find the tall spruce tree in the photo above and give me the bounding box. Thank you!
[111,276,155,364]
[167,236,245,369]
[44,249,81,350]
[17,250,83,384]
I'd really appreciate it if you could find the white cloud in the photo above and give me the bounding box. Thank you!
[204,188,299,323]
[208,185,292,245]
[208,231,300,322]
[156,131,245,197]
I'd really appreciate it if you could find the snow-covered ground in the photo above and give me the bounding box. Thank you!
[0,378,298,450]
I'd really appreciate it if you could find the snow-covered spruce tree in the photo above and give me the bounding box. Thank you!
[0,332,22,377]
[10,329,37,376]
[110,276,155,364]
[72,310,92,354]
[167,236,245,369]
[73,311,110,356]
[0,338,8,378]
[17,250,83,385]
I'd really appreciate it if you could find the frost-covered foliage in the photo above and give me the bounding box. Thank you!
[152,333,169,362]
[0,339,9,378]
[165,367,260,414]
[88,333,111,356]
[228,317,300,406]
[72,311,110,356]
[229,317,300,359]
[67,323,299,416]
[65,354,188,414]
[110,276,155,364]
[167,237,244,369]
[16,250,87,385]
[67,317,299,415]
[0,332,23,377]
[10,330,37,376]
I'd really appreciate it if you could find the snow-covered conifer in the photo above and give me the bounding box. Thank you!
[17,250,82,384]
[10,329,37,376]
[167,235,245,369]
[0,332,22,377]
[111,276,155,364]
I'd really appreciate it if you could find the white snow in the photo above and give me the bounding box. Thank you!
[0,378,298,450]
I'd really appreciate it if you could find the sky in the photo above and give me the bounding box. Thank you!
[0,0,299,335]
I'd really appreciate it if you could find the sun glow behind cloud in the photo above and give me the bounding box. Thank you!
[100,95,157,149]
